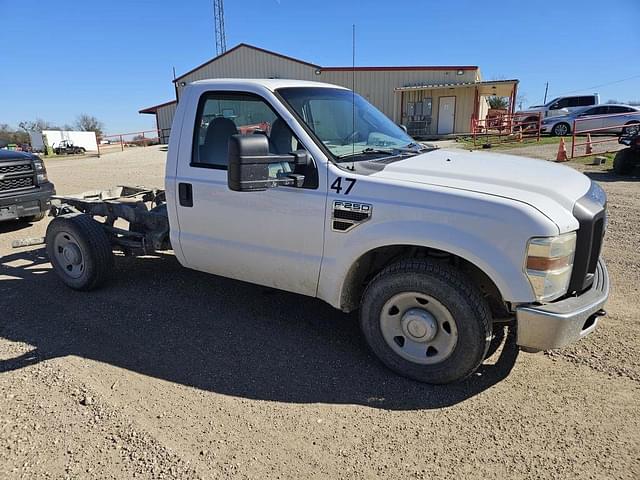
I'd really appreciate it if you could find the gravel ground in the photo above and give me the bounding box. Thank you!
[1,146,639,479]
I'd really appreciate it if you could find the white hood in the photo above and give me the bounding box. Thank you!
[370,149,590,229]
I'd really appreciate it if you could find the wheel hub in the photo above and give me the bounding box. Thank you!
[401,308,438,342]
[62,244,82,265]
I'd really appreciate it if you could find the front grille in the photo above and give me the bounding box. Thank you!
[0,176,34,192]
[0,163,32,174]
[569,196,606,293]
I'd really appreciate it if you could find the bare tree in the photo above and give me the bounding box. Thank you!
[75,114,105,138]
[18,118,54,133]
[517,93,528,110]
[0,124,30,144]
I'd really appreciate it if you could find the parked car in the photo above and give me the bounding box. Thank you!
[0,149,55,223]
[517,94,600,127]
[614,130,640,175]
[41,79,609,384]
[541,104,640,136]
[54,140,86,155]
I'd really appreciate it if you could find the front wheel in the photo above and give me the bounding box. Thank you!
[622,122,639,136]
[360,259,491,384]
[46,214,114,290]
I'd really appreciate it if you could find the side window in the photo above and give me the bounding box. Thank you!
[578,96,596,107]
[192,92,300,168]
[552,98,570,109]
[608,106,632,114]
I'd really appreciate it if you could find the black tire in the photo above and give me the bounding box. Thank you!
[45,214,114,290]
[552,122,570,136]
[360,259,492,384]
[21,211,47,223]
[613,148,635,175]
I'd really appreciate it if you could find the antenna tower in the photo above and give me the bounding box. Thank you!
[213,0,227,55]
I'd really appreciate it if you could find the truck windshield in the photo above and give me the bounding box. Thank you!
[277,87,416,161]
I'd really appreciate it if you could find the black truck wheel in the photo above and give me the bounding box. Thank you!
[360,259,491,384]
[46,214,114,290]
[613,148,635,175]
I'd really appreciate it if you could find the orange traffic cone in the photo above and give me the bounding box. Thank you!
[556,137,568,162]
[586,134,593,155]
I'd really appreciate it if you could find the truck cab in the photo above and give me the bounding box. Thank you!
[43,79,609,384]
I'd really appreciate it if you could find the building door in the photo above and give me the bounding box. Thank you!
[437,96,456,135]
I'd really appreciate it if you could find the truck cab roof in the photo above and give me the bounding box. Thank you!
[189,78,348,92]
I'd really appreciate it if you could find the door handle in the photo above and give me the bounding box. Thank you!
[178,182,193,207]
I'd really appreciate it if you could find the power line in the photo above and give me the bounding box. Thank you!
[549,73,640,98]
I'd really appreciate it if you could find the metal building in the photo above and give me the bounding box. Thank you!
[140,43,518,141]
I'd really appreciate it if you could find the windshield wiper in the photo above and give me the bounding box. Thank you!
[336,147,397,160]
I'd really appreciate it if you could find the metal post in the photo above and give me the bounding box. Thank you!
[142,131,146,147]
[120,135,124,151]
[571,120,576,158]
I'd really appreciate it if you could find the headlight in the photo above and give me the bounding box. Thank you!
[525,232,576,302]
[33,158,48,183]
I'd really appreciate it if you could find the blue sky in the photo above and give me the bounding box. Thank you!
[1,0,639,134]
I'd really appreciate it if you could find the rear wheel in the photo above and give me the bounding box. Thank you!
[552,122,570,136]
[622,122,640,136]
[613,148,635,175]
[360,259,491,384]
[46,214,114,290]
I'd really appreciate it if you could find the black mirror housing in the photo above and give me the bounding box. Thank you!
[227,134,307,192]
[228,134,274,192]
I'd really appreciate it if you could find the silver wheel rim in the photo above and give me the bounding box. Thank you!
[52,231,85,279]
[556,124,568,136]
[380,292,458,365]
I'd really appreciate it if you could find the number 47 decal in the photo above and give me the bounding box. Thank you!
[331,177,356,195]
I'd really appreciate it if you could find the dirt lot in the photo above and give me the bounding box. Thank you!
[1,146,639,479]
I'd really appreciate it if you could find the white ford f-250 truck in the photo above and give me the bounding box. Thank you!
[40,79,609,384]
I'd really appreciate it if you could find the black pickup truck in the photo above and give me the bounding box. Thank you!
[0,150,55,223]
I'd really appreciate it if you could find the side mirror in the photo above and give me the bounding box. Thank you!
[399,124,408,133]
[227,134,306,192]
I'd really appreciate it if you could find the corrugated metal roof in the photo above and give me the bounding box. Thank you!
[174,43,480,82]
[139,100,177,114]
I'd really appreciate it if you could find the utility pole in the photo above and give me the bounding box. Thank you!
[213,0,227,55]
[543,82,549,104]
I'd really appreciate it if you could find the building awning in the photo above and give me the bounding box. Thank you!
[395,79,518,97]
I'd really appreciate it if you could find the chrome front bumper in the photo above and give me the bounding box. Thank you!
[516,259,609,351]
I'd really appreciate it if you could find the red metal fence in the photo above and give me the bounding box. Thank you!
[97,128,171,155]
[570,113,639,158]
[471,112,541,146]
